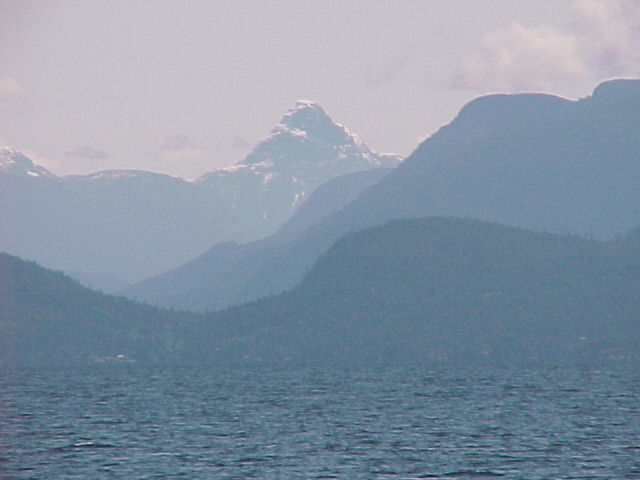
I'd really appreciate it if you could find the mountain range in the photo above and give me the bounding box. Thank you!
[3,78,640,366]
[124,79,640,312]
[0,101,399,286]
[3,217,640,365]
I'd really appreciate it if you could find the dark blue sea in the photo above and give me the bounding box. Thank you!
[1,364,639,479]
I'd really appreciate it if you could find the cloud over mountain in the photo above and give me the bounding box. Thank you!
[571,0,640,76]
[451,0,640,92]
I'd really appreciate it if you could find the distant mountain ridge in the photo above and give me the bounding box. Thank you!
[0,102,400,284]
[125,78,640,311]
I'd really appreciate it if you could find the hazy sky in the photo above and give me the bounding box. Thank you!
[1,0,639,179]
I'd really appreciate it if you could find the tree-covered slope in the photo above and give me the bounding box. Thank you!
[0,253,197,365]
[183,218,640,364]
[4,217,640,366]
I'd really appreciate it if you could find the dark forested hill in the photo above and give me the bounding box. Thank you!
[182,217,640,365]
[0,253,198,365]
[3,217,640,365]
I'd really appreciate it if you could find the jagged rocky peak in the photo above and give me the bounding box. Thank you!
[274,100,355,145]
[196,100,401,189]
[0,146,56,178]
[235,100,400,171]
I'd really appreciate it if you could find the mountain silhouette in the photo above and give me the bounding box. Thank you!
[128,79,640,311]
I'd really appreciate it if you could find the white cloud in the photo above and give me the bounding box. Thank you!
[571,0,640,76]
[451,0,640,93]
[451,22,587,92]
[0,76,23,96]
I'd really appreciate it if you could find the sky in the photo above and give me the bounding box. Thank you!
[1,0,639,180]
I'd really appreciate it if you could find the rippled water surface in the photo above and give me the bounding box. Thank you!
[2,364,640,479]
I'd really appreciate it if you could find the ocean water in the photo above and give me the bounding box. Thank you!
[1,364,639,479]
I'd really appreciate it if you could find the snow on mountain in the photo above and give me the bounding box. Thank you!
[62,169,188,189]
[240,100,396,170]
[0,101,400,283]
[196,100,401,222]
[145,78,640,313]
[0,147,56,178]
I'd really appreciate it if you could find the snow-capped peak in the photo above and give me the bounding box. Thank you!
[273,100,357,146]
[197,101,402,186]
[0,147,56,178]
[279,99,328,125]
[232,100,380,172]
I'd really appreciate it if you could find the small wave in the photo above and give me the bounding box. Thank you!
[71,440,114,449]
